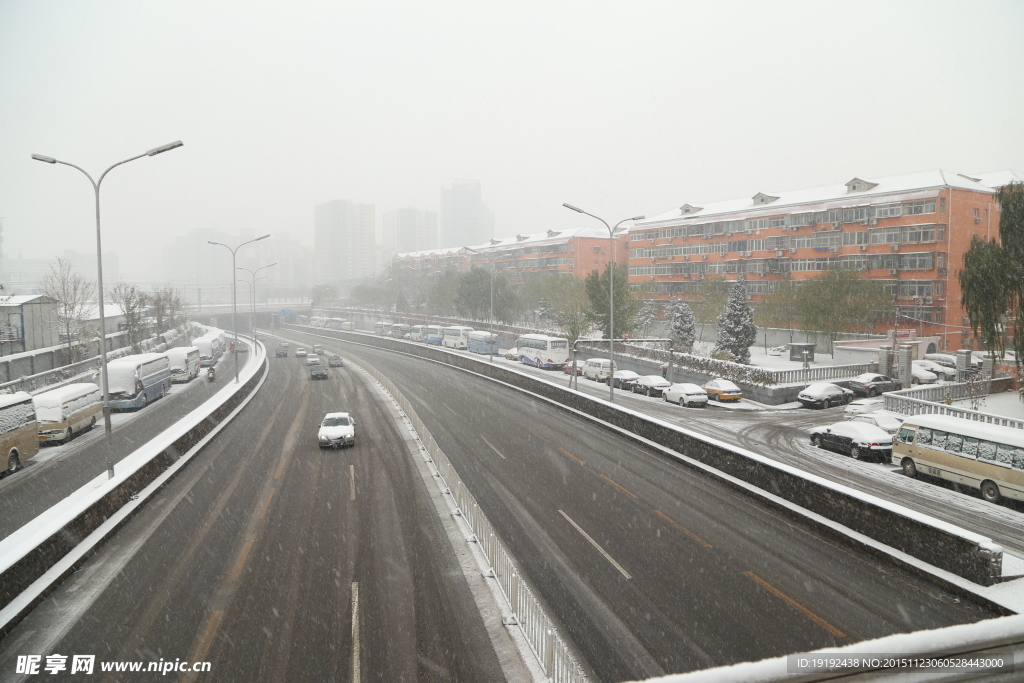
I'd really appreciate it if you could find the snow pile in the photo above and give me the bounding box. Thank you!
[0,393,35,435]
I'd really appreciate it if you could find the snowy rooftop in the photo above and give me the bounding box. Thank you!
[636,169,1018,227]
[0,295,54,307]
[395,225,613,259]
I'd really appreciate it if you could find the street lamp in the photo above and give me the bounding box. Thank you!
[464,247,496,363]
[208,235,270,382]
[32,140,183,479]
[238,276,269,340]
[562,204,644,402]
[238,262,277,339]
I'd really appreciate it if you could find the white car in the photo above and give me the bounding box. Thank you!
[913,359,955,381]
[663,383,708,407]
[295,347,307,357]
[844,398,885,416]
[809,421,893,461]
[306,354,320,366]
[908,363,938,385]
[797,382,853,409]
[318,412,356,449]
[848,413,904,435]
[631,375,671,397]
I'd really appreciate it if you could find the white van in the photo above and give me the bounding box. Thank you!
[33,383,102,443]
[167,346,201,383]
[583,358,616,383]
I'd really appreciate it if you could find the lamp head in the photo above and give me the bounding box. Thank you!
[32,154,56,164]
[562,203,584,213]
[147,140,184,156]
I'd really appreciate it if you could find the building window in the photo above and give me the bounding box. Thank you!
[903,199,936,216]
[939,197,946,213]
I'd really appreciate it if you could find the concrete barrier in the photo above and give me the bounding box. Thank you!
[284,324,1006,589]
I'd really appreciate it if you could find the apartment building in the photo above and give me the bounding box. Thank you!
[628,170,1021,349]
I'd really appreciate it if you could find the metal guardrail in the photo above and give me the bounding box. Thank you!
[352,359,587,683]
[884,380,1024,429]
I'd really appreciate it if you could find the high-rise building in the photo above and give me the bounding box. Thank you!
[440,180,492,249]
[314,200,374,285]
[383,207,438,258]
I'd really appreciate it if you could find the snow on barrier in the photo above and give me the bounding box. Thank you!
[0,338,268,635]
[283,325,1006,589]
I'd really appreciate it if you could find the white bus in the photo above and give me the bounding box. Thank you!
[424,325,444,345]
[467,331,499,355]
[894,414,1024,504]
[101,353,172,411]
[33,383,102,443]
[0,392,39,473]
[167,346,201,383]
[442,326,474,350]
[409,325,425,342]
[310,316,324,328]
[515,334,570,369]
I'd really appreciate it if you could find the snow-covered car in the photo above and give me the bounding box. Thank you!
[632,376,671,397]
[797,382,853,409]
[913,359,956,381]
[908,363,938,385]
[295,347,307,357]
[275,347,288,358]
[767,345,787,356]
[504,348,519,361]
[305,354,320,366]
[610,370,640,390]
[704,378,742,402]
[848,413,903,435]
[318,412,355,449]
[844,398,885,416]
[328,354,344,367]
[848,373,902,397]
[809,421,893,461]
[663,383,708,407]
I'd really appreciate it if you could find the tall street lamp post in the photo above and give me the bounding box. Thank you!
[464,247,496,363]
[238,263,277,339]
[562,204,644,402]
[208,235,270,382]
[32,140,184,479]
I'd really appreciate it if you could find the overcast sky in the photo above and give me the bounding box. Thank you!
[2,0,1022,282]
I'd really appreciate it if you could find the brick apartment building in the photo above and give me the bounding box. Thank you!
[393,226,628,285]
[628,170,1021,351]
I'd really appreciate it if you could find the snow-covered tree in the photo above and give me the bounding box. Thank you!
[712,282,757,365]
[667,298,696,353]
[635,299,658,337]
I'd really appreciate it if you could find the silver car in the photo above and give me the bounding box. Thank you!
[318,412,356,449]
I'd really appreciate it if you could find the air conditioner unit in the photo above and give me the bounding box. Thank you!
[780,226,789,231]
[890,244,899,252]
[832,222,841,229]
[745,229,753,235]
[701,254,707,260]
[648,276,655,281]
[857,244,866,251]
[869,218,878,225]
[683,254,690,261]
[789,248,797,253]
[914,296,923,304]
[925,296,933,304]
[889,269,898,276]
[775,250,784,257]
[975,217,982,224]
[829,247,840,254]
[650,257,656,262]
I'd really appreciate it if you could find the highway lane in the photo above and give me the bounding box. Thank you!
[0,345,514,682]
[278,327,1003,682]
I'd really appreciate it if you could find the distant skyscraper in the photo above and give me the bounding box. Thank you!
[440,180,492,249]
[383,207,437,257]
[314,200,374,284]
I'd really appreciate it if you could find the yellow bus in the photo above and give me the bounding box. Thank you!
[0,391,40,474]
[893,414,1024,504]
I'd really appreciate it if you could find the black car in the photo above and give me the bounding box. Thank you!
[847,373,902,397]
[275,347,288,358]
[310,364,328,380]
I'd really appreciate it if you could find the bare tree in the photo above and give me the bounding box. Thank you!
[110,282,149,353]
[42,258,96,363]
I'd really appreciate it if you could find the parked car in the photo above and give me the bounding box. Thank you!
[562,361,583,375]
[328,354,344,367]
[318,412,355,449]
[844,397,885,416]
[662,383,709,407]
[848,413,903,435]
[912,359,952,381]
[295,347,307,357]
[312,344,324,355]
[505,348,519,361]
[797,382,853,409]
[809,421,893,461]
[610,370,640,390]
[306,354,320,366]
[310,364,329,380]
[582,358,616,383]
[704,378,742,402]
[275,347,288,358]
[847,373,902,397]
[632,375,671,397]
[906,363,938,385]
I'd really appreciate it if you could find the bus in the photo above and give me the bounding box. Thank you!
[1,392,39,473]
[167,346,201,383]
[424,325,444,345]
[310,316,324,328]
[102,353,172,411]
[467,331,499,355]
[442,326,474,349]
[33,383,102,444]
[409,325,425,341]
[391,324,411,339]
[374,322,387,336]
[893,414,1024,504]
[193,335,224,368]
[515,334,570,369]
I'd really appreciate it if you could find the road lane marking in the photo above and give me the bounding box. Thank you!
[351,581,361,683]
[480,435,506,460]
[444,404,458,416]
[743,571,846,638]
[350,464,356,500]
[274,458,288,479]
[66,544,120,593]
[599,473,637,499]
[258,488,276,519]
[529,430,550,443]
[558,448,585,465]
[559,510,632,579]
[228,534,257,582]
[0,629,35,662]
[654,510,713,548]
[183,610,223,683]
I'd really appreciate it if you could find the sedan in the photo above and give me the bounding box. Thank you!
[328,354,344,367]
[663,383,709,407]
[295,347,308,357]
[848,413,903,435]
[908,363,938,385]
[610,370,641,390]
[504,348,519,361]
[631,375,671,397]
[562,361,583,375]
[844,398,885,416]
[310,364,329,380]
[809,421,893,461]
[318,412,355,449]
[305,354,320,366]
[847,373,902,397]
[797,382,853,409]
[704,378,742,402]
[275,347,288,358]
[913,359,953,381]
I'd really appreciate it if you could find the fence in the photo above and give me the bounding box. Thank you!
[768,363,878,385]
[350,358,587,683]
[884,378,1023,429]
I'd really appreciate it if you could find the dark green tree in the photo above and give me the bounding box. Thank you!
[667,298,696,353]
[796,267,891,355]
[635,299,659,337]
[712,281,758,364]
[584,263,640,339]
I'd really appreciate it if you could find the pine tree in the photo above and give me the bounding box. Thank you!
[712,282,757,364]
[635,299,658,337]
[668,298,696,353]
